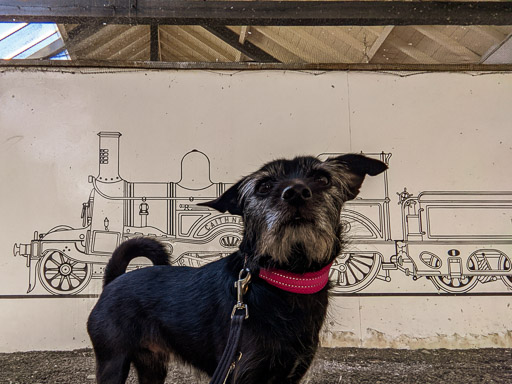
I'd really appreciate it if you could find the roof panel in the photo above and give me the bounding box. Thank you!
[0,23,60,59]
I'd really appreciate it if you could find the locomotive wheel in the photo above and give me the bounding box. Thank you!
[329,252,382,294]
[499,255,512,289]
[38,251,92,295]
[430,256,480,293]
[430,274,478,293]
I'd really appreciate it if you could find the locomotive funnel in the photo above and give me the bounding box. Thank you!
[97,132,122,182]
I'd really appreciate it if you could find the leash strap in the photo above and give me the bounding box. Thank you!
[209,269,251,384]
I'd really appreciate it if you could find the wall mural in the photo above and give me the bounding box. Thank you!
[13,132,512,296]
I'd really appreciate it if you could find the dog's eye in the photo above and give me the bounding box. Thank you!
[257,181,272,195]
[314,174,330,186]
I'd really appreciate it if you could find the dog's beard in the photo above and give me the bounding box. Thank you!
[256,219,338,267]
[240,178,345,269]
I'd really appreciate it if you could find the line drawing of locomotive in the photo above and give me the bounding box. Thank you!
[13,132,242,295]
[13,132,512,295]
[394,190,512,293]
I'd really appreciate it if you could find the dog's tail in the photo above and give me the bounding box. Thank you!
[103,237,170,287]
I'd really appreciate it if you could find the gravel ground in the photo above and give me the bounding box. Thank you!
[1,347,511,384]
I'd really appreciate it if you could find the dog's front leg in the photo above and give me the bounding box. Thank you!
[230,352,280,384]
[282,352,317,384]
[94,352,131,384]
[231,351,313,384]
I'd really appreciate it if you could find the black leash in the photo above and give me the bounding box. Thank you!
[209,268,251,384]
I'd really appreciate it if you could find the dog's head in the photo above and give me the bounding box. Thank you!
[199,154,387,271]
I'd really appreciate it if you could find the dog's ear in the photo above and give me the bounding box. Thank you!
[196,179,244,215]
[325,154,387,200]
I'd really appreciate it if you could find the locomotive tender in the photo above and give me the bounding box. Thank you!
[13,132,512,295]
[396,190,512,293]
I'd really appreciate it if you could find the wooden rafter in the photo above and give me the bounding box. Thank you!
[331,27,367,53]
[203,26,279,62]
[282,28,352,62]
[414,26,480,61]
[386,35,440,64]
[105,29,149,60]
[176,26,236,62]
[481,34,512,64]
[255,27,316,62]
[235,26,249,62]
[61,24,106,60]
[366,26,394,63]
[150,24,160,61]
[231,27,304,63]
[159,27,211,61]
[84,25,138,59]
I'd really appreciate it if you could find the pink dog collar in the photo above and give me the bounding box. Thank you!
[259,262,333,294]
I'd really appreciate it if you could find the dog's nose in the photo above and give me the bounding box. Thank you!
[281,183,312,204]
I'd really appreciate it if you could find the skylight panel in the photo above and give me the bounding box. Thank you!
[0,23,67,60]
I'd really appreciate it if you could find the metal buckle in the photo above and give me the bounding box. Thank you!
[231,268,251,319]
[222,352,243,384]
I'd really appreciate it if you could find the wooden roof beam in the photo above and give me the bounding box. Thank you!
[282,28,352,63]
[176,26,236,62]
[235,26,249,62]
[150,24,160,61]
[1,1,511,26]
[366,26,394,62]
[105,29,149,60]
[481,34,512,64]
[159,27,212,61]
[386,36,440,64]
[60,23,106,59]
[414,26,480,61]
[234,27,304,63]
[203,26,279,62]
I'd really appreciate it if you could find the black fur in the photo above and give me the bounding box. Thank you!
[87,154,387,384]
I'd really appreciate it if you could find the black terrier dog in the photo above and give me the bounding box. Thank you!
[87,154,387,384]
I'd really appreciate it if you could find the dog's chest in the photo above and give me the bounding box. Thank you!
[246,284,329,340]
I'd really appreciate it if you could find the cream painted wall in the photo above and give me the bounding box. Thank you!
[0,69,511,352]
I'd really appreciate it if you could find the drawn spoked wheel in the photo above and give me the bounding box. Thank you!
[329,252,382,293]
[38,251,92,295]
[499,255,512,289]
[429,258,478,293]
